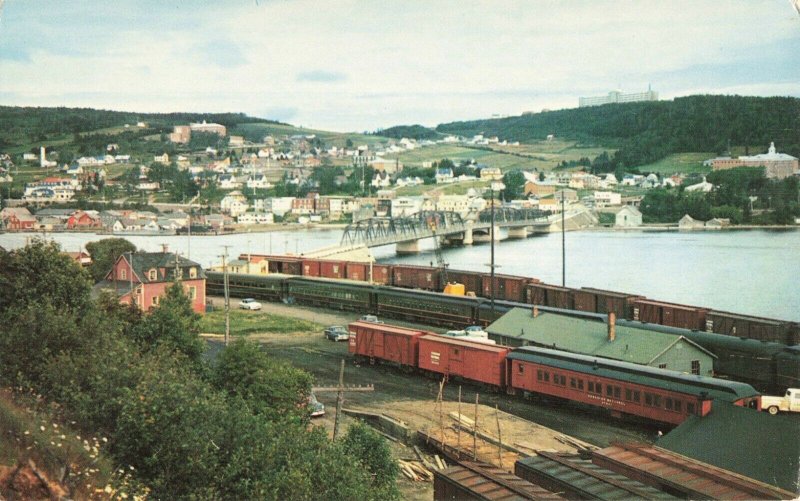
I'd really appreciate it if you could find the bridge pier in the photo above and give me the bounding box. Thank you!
[463,226,473,245]
[508,227,529,239]
[396,240,420,255]
[472,226,506,243]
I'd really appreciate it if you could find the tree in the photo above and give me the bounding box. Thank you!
[212,340,313,423]
[131,282,204,364]
[85,238,137,282]
[502,170,526,200]
[340,423,400,500]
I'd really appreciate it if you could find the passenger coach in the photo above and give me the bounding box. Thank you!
[508,347,761,425]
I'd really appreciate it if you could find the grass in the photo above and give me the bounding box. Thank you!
[199,309,322,336]
[232,122,388,149]
[637,152,714,175]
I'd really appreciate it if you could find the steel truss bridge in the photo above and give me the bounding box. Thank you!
[341,209,550,247]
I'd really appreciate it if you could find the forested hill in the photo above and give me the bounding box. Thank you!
[436,95,800,168]
[0,106,281,148]
[373,124,440,140]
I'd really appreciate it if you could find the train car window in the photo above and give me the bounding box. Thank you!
[606,385,614,397]
[665,398,673,411]
[543,372,550,383]
[633,391,640,403]
[653,395,662,408]
[594,383,602,394]
[625,389,632,401]
[577,380,584,390]
[558,375,566,386]
[537,370,543,381]
[687,402,695,414]
[674,400,682,412]
[518,364,524,374]
[645,393,653,406]
[691,360,700,375]
[588,381,594,393]
[613,386,621,399]
[570,378,576,388]
[658,363,667,369]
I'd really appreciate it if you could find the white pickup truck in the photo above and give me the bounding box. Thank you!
[762,388,800,414]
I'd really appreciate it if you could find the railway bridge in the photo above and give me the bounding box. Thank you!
[340,209,551,254]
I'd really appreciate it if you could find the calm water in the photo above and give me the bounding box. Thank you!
[1,228,798,321]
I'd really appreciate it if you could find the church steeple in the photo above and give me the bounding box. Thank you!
[769,142,776,155]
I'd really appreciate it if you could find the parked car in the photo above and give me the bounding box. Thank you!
[359,314,383,323]
[464,325,489,338]
[238,298,262,310]
[308,393,325,417]
[324,325,349,341]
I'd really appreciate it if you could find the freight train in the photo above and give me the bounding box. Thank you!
[205,271,800,393]
[347,320,762,426]
[237,254,800,345]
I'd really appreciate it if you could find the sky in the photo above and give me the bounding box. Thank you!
[0,0,798,132]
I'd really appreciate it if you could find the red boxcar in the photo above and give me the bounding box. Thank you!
[319,260,347,279]
[526,283,575,310]
[392,265,440,291]
[345,262,368,282]
[446,270,483,296]
[370,264,393,285]
[481,274,535,303]
[417,335,511,388]
[302,259,321,277]
[573,288,642,318]
[348,321,425,367]
[632,299,708,331]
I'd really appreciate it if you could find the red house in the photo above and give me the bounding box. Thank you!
[67,210,102,229]
[0,207,36,231]
[98,251,206,314]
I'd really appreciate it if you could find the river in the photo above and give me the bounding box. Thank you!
[1,228,797,322]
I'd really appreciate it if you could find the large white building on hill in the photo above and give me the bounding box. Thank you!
[579,87,659,108]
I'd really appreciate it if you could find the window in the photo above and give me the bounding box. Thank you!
[518,364,524,374]
[537,370,543,381]
[453,349,459,356]
[555,374,566,386]
[606,385,614,397]
[594,383,602,395]
[653,395,662,408]
[543,372,550,383]
[691,360,700,375]
[665,398,673,411]
[152,296,159,306]
[148,269,157,281]
[188,286,197,300]
[570,378,576,389]
[674,400,682,413]
[645,393,653,406]
[687,402,695,414]
[633,391,640,403]
[658,363,667,369]
[588,381,594,393]
[119,268,127,280]
[613,386,621,399]
[189,267,197,278]
[577,380,584,390]
[625,389,633,401]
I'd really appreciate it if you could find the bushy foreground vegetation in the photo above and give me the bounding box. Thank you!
[0,240,399,500]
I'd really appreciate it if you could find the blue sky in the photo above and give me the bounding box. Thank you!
[0,0,798,131]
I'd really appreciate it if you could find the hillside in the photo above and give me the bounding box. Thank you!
[435,95,800,170]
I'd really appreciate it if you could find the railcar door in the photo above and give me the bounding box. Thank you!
[449,346,464,377]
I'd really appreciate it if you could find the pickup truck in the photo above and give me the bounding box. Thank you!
[762,388,800,414]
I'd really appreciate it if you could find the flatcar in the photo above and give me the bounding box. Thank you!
[507,347,761,426]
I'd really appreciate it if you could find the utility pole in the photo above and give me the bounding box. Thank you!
[221,245,231,346]
[490,186,495,313]
[187,209,192,260]
[319,360,375,440]
[561,192,566,287]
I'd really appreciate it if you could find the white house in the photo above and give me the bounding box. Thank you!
[685,177,714,193]
[220,191,249,217]
[435,168,454,184]
[246,174,272,190]
[267,197,295,217]
[218,174,241,190]
[391,197,424,217]
[371,171,391,188]
[237,212,274,225]
[678,214,705,229]
[594,191,622,207]
[614,205,643,227]
[154,153,169,164]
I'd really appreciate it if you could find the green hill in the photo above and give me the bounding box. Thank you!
[435,95,800,170]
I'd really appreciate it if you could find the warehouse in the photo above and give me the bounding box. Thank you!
[487,308,716,376]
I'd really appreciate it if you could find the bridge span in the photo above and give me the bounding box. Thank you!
[340,209,551,254]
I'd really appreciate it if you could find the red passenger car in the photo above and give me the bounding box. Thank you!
[507,347,760,426]
[348,321,425,367]
[418,335,511,388]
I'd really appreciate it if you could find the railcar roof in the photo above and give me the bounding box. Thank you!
[508,346,760,401]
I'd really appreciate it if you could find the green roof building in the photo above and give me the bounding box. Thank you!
[487,308,716,376]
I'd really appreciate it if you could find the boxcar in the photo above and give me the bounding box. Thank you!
[370,264,393,285]
[507,347,761,426]
[319,260,347,279]
[526,283,575,310]
[375,288,478,327]
[301,259,321,277]
[391,265,441,291]
[286,277,372,311]
[582,288,642,319]
[446,269,483,296]
[345,262,368,282]
[481,274,534,303]
[348,321,425,367]
[418,335,511,388]
[706,310,795,345]
[632,299,708,331]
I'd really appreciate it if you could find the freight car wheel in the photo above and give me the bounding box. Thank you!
[768,406,779,415]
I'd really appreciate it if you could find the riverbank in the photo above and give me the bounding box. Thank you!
[582,224,800,232]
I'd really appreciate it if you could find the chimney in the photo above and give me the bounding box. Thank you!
[533,306,539,318]
[608,312,616,342]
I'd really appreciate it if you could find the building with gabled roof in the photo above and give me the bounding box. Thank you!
[94,251,206,313]
[487,308,715,375]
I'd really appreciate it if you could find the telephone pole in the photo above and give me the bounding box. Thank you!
[221,245,231,346]
[561,192,566,287]
[314,360,374,440]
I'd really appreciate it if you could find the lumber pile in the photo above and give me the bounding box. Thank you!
[398,449,448,482]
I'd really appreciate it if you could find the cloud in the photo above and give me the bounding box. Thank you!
[296,70,347,83]
[194,39,249,68]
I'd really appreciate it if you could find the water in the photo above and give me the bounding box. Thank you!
[1,228,798,321]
